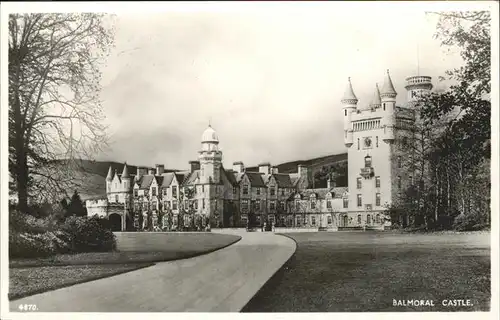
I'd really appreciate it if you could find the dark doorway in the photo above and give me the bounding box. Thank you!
[341,214,348,227]
[109,213,122,231]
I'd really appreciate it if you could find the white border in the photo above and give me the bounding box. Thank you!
[1,1,498,320]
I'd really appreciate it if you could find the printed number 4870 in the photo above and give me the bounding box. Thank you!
[18,304,38,311]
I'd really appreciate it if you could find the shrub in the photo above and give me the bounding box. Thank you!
[453,213,485,231]
[9,232,57,258]
[60,216,116,252]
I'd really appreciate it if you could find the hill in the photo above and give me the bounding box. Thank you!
[47,153,348,201]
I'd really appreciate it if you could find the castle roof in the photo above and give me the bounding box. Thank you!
[380,69,397,97]
[183,170,200,185]
[242,172,267,188]
[201,125,219,144]
[106,166,113,181]
[370,83,381,106]
[271,173,295,188]
[160,172,175,187]
[121,163,130,179]
[139,175,155,189]
[341,77,358,104]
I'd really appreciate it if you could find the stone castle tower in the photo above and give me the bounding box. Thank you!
[341,70,433,225]
[198,125,224,220]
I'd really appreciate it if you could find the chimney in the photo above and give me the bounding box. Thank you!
[156,164,165,175]
[298,164,308,178]
[148,167,155,175]
[327,177,336,189]
[233,161,244,174]
[271,166,279,174]
[189,160,200,173]
[259,162,271,175]
[136,167,148,179]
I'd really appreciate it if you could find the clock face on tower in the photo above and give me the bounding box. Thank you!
[364,137,372,148]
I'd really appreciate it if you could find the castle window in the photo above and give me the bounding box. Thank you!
[254,201,260,211]
[163,189,167,196]
[172,186,177,198]
[328,215,333,224]
[241,214,248,225]
[357,194,362,207]
[270,188,276,196]
[398,176,402,189]
[365,155,372,168]
[241,199,249,211]
[376,193,381,206]
[345,110,347,116]
[376,136,379,147]
[202,199,205,209]
[357,138,360,150]
[202,185,205,192]
[367,214,372,225]
[152,187,157,197]
[296,216,302,226]
[281,188,285,196]
[398,156,402,168]
[243,185,249,195]
[343,198,348,208]
[233,187,237,194]
[280,201,285,211]
[357,178,362,189]
[134,189,138,197]
[375,176,381,188]
[311,216,316,226]
[194,200,198,210]
[172,200,177,210]
[270,200,276,211]
[115,195,119,203]
[357,214,362,224]
[327,200,332,209]
[311,201,316,210]
[256,188,260,195]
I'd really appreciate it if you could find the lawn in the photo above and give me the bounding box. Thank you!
[10,232,241,300]
[242,231,490,312]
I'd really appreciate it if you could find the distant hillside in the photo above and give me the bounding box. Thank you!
[53,153,347,201]
[246,152,348,188]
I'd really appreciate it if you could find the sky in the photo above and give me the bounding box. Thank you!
[95,4,466,170]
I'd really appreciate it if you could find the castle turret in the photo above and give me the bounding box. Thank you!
[121,163,131,191]
[380,70,397,142]
[199,124,222,184]
[405,75,433,107]
[106,166,113,193]
[341,77,358,148]
[369,83,381,109]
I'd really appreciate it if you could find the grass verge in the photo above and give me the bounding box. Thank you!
[242,232,490,312]
[9,263,153,301]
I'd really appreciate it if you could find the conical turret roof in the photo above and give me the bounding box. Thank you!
[121,162,130,179]
[370,83,381,106]
[341,77,358,104]
[106,166,113,181]
[380,69,397,97]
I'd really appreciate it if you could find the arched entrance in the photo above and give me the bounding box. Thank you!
[109,213,122,231]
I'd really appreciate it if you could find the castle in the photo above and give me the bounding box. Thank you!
[86,70,433,231]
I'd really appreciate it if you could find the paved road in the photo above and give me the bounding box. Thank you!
[9,231,296,312]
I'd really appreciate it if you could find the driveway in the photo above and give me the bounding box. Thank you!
[9,231,296,312]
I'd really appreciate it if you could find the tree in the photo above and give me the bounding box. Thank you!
[9,13,115,213]
[66,190,87,217]
[394,11,492,230]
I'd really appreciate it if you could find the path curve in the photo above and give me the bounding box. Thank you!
[9,231,296,312]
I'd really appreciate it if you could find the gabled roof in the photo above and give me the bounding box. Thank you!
[329,187,348,198]
[273,173,294,188]
[243,172,267,188]
[160,172,175,188]
[183,170,200,185]
[174,173,187,185]
[222,167,238,186]
[139,175,155,189]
